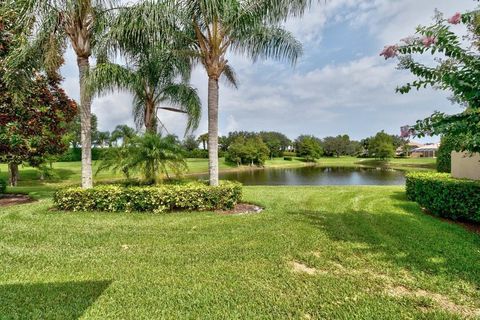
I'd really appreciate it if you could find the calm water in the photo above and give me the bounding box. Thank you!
[198,166,406,186]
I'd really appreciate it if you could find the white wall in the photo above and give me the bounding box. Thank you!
[451,152,480,180]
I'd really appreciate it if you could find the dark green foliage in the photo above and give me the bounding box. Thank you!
[258,131,291,158]
[53,182,242,212]
[183,149,209,159]
[283,156,293,161]
[225,136,270,166]
[436,134,462,173]
[406,172,480,223]
[322,135,361,157]
[0,178,6,194]
[57,148,107,162]
[367,131,395,160]
[295,135,323,161]
[182,135,199,152]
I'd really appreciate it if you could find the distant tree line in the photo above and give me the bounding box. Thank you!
[58,121,408,167]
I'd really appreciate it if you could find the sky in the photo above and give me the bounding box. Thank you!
[60,0,477,142]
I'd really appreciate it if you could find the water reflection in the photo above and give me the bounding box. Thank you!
[197,166,406,186]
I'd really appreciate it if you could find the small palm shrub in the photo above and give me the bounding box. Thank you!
[53,181,242,213]
[96,133,187,183]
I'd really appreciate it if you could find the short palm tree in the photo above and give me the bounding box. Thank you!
[97,133,187,183]
[88,49,201,134]
[11,0,121,189]
[108,0,308,185]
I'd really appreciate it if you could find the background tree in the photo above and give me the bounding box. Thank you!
[295,135,323,162]
[10,0,121,188]
[198,133,209,151]
[110,125,136,147]
[367,131,395,160]
[259,131,291,158]
[65,114,99,149]
[0,7,77,186]
[225,135,269,166]
[182,135,199,152]
[94,131,111,148]
[381,8,480,152]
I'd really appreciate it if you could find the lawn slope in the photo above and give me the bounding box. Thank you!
[1,186,478,319]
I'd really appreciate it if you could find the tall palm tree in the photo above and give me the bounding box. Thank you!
[11,0,120,189]
[88,49,201,134]
[108,0,308,185]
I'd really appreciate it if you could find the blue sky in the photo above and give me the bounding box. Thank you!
[60,0,476,141]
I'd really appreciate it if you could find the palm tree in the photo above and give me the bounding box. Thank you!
[88,49,201,134]
[198,133,209,150]
[97,133,187,183]
[108,0,307,185]
[110,125,136,147]
[12,0,121,188]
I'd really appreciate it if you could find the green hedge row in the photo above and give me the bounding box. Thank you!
[53,181,242,213]
[57,148,107,162]
[406,172,480,223]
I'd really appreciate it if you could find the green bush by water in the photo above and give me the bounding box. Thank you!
[54,181,242,213]
[406,172,480,222]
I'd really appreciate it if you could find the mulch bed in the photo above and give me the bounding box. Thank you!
[217,203,263,215]
[422,209,480,234]
[0,194,36,207]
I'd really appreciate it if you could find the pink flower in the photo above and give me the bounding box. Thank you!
[448,12,462,25]
[380,45,398,59]
[422,36,437,47]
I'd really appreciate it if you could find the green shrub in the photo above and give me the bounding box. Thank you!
[436,134,463,173]
[0,178,6,194]
[282,151,297,157]
[406,172,480,223]
[283,156,293,161]
[58,147,107,162]
[53,181,242,213]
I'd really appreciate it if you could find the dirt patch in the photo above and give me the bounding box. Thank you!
[290,261,318,275]
[217,203,263,215]
[0,194,35,207]
[387,285,480,318]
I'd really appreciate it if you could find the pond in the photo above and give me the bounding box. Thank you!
[197,166,406,186]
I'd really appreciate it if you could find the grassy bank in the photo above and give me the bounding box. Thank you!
[0,157,435,188]
[1,186,478,318]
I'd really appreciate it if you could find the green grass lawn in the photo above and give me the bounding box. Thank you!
[1,186,479,319]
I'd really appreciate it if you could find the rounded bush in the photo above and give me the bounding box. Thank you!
[53,181,242,213]
[406,172,480,222]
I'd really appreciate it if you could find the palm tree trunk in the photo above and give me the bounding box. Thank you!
[207,77,219,186]
[8,162,19,187]
[145,101,156,134]
[77,57,93,189]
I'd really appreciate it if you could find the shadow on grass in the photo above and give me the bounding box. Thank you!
[289,192,480,287]
[0,280,111,319]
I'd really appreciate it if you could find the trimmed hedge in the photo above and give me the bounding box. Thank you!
[0,178,6,194]
[406,172,480,223]
[53,181,242,213]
